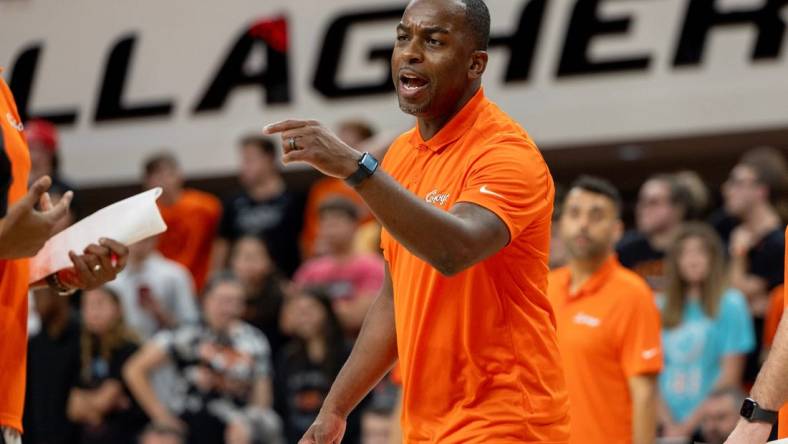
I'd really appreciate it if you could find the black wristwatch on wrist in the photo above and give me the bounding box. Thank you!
[345,152,379,187]
[740,398,778,424]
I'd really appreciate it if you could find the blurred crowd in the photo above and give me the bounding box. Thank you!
[19,118,787,444]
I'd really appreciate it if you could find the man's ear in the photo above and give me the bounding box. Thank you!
[469,50,488,79]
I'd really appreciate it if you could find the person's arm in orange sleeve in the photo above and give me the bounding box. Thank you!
[263,121,535,276]
[299,263,398,444]
[629,375,658,444]
[725,315,788,443]
[619,289,662,444]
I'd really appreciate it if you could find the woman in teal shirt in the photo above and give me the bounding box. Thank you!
[658,223,755,439]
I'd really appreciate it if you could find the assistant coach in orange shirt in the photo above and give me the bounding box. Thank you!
[548,177,663,444]
[264,0,570,442]
[725,226,788,443]
[0,70,129,444]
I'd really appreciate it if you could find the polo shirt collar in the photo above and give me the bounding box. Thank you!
[563,255,620,300]
[408,87,487,153]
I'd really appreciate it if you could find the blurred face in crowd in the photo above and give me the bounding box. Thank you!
[129,236,159,264]
[144,161,182,195]
[636,179,677,235]
[723,164,764,217]
[700,395,740,444]
[230,236,274,289]
[560,188,623,262]
[287,293,328,342]
[239,144,276,188]
[361,412,391,444]
[82,288,122,336]
[677,235,712,287]
[318,210,358,255]
[337,124,370,148]
[28,143,54,182]
[203,280,246,332]
[392,0,482,118]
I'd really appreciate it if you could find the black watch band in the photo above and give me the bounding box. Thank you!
[345,152,379,187]
[740,398,779,424]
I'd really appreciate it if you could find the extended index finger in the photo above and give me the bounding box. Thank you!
[263,119,313,135]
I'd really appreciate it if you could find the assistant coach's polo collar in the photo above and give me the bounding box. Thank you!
[562,255,621,301]
[410,87,487,153]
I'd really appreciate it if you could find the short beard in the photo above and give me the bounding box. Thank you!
[397,98,430,116]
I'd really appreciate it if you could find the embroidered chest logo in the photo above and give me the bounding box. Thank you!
[425,189,450,206]
[6,112,23,132]
[573,312,601,328]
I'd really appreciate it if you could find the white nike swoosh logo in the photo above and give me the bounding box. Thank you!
[480,185,505,199]
[641,348,660,360]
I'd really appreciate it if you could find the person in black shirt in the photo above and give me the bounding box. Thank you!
[214,135,304,278]
[231,235,288,360]
[66,287,146,444]
[23,288,82,444]
[274,289,359,444]
[616,174,693,291]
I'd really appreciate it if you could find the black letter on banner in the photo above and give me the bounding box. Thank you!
[557,0,651,77]
[313,8,403,98]
[195,16,291,112]
[674,0,788,66]
[9,45,79,125]
[95,34,174,122]
[490,0,547,82]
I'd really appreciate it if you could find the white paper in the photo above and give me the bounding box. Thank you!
[29,187,168,283]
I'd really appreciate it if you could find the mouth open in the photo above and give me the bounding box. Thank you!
[399,71,429,98]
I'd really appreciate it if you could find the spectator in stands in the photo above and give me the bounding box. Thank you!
[24,119,75,193]
[23,287,82,444]
[231,235,288,359]
[658,223,755,439]
[143,152,222,291]
[617,173,693,291]
[107,236,199,340]
[273,289,358,444]
[722,147,786,385]
[301,120,373,258]
[294,198,384,336]
[67,287,146,444]
[214,135,304,278]
[138,424,185,444]
[698,388,747,444]
[361,406,393,444]
[675,170,711,220]
[123,272,282,444]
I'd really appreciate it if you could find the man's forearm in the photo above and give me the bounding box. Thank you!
[354,171,501,275]
[321,290,398,418]
[751,313,788,410]
[630,377,658,444]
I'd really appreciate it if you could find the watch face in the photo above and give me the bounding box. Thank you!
[741,399,755,418]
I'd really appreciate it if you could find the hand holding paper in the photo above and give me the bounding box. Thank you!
[29,187,168,285]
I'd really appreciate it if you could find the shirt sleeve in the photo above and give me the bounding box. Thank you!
[617,285,664,377]
[719,289,756,355]
[0,124,11,218]
[455,137,553,242]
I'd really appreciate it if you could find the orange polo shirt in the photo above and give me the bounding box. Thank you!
[0,74,32,432]
[548,256,663,444]
[156,188,221,291]
[380,88,569,443]
[780,227,788,438]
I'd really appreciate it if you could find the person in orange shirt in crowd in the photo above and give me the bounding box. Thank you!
[548,176,663,444]
[301,120,373,258]
[0,71,129,444]
[143,152,221,291]
[263,0,570,442]
[725,227,788,443]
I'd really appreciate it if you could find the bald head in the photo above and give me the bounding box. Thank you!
[407,0,490,50]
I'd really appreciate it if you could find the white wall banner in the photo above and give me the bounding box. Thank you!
[2,0,787,185]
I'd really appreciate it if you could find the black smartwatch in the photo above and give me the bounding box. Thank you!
[740,398,778,424]
[345,152,379,187]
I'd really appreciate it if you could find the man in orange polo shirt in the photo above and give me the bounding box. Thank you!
[725,226,788,443]
[548,176,662,444]
[0,71,129,444]
[263,0,569,442]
